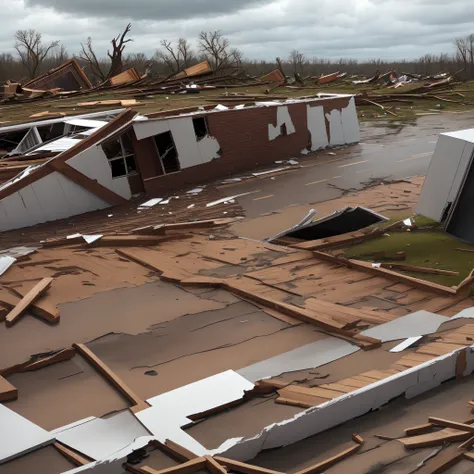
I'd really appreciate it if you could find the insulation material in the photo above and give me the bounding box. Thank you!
[135,370,254,455]
[268,106,296,141]
[325,109,344,146]
[140,198,163,208]
[0,256,16,276]
[237,338,359,382]
[55,411,149,461]
[361,311,449,342]
[389,336,423,353]
[0,403,53,464]
[211,346,474,461]
[306,105,329,151]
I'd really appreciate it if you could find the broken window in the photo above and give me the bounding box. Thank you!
[193,117,208,141]
[153,131,180,174]
[37,123,65,142]
[102,131,137,178]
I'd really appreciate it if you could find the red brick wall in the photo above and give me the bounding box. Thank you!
[138,97,350,196]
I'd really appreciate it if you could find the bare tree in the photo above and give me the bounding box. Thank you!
[155,38,196,74]
[125,52,151,74]
[14,29,59,79]
[107,23,133,79]
[79,37,106,82]
[289,49,306,75]
[198,31,242,73]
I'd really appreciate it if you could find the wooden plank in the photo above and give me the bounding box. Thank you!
[281,384,345,399]
[294,443,361,474]
[275,397,315,409]
[73,343,148,411]
[415,444,465,474]
[428,417,474,433]
[400,429,473,449]
[336,378,370,388]
[0,375,17,402]
[405,423,433,436]
[352,434,364,445]
[54,441,93,466]
[205,456,228,474]
[319,383,355,394]
[214,457,285,474]
[458,435,474,450]
[417,343,467,356]
[464,452,474,462]
[5,277,53,327]
[379,263,459,276]
[277,389,331,406]
[456,349,467,378]
[13,287,59,324]
[96,234,189,247]
[163,440,198,462]
[313,251,458,296]
[141,457,207,474]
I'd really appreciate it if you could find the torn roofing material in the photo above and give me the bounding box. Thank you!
[237,338,360,382]
[268,207,387,242]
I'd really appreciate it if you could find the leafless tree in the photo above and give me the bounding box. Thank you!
[198,30,243,73]
[79,24,133,83]
[14,29,59,79]
[289,49,306,74]
[79,37,107,82]
[156,39,186,74]
[125,53,152,74]
[107,23,133,79]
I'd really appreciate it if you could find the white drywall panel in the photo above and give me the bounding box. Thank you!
[306,105,328,151]
[136,370,254,455]
[169,117,202,169]
[0,191,33,231]
[55,411,149,461]
[360,311,448,342]
[18,185,46,224]
[416,134,468,221]
[133,119,171,141]
[341,97,360,144]
[447,141,474,204]
[213,346,473,460]
[390,336,423,353]
[0,403,53,464]
[444,128,474,143]
[325,109,344,146]
[197,135,221,163]
[30,172,71,222]
[268,106,296,141]
[238,338,359,382]
[0,256,15,276]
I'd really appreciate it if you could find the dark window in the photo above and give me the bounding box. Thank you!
[102,132,137,178]
[37,123,65,142]
[153,131,180,174]
[193,117,208,141]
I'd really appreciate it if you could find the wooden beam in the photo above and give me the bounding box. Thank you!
[214,457,285,474]
[405,423,433,436]
[54,441,93,466]
[73,343,148,411]
[0,375,17,402]
[415,444,465,474]
[428,417,474,433]
[163,440,198,462]
[5,277,53,327]
[141,457,207,474]
[294,443,361,474]
[13,286,59,324]
[205,456,227,474]
[48,160,127,206]
[464,452,474,462]
[458,435,474,450]
[352,433,364,445]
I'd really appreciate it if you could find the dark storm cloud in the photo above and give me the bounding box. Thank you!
[24,0,272,21]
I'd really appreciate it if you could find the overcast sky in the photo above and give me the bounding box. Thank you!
[2,0,474,61]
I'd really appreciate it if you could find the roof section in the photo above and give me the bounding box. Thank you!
[23,59,93,91]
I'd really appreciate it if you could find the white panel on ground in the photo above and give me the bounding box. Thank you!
[268,106,296,141]
[0,256,16,276]
[361,311,449,342]
[197,135,221,163]
[55,411,149,461]
[306,105,328,151]
[238,338,359,382]
[135,370,254,455]
[212,346,473,460]
[325,109,344,146]
[389,336,423,353]
[133,119,171,141]
[169,118,201,169]
[341,97,361,144]
[416,133,469,221]
[0,404,53,464]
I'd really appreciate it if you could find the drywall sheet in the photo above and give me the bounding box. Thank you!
[237,338,359,382]
[55,411,149,461]
[416,133,471,222]
[0,256,16,276]
[341,97,360,144]
[136,370,254,455]
[389,336,423,353]
[306,105,328,151]
[0,403,53,464]
[268,106,296,141]
[212,345,474,461]
[360,311,449,342]
[325,109,344,146]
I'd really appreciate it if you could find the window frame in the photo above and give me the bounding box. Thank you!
[102,132,138,179]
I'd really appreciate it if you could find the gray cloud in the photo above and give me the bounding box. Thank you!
[24,0,272,21]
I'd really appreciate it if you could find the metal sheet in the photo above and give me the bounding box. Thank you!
[361,311,449,343]
[237,337,360,382]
